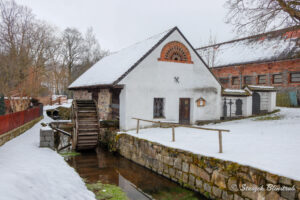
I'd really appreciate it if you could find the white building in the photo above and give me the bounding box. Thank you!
[221,85,277,118]
[69,27,222,130]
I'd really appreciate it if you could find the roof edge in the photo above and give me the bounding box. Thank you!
[196,25,300,50]
[112,27,178,85]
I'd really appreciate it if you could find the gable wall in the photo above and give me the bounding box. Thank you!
[119,30,221,130]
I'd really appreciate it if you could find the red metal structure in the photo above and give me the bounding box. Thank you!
[0,105,43,135]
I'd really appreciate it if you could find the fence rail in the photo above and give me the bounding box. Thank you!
[132,117,230,153]
[0,104,43,135]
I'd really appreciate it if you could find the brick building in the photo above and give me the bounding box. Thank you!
[197,26,300,106]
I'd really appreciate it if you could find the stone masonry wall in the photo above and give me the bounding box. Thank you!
[97,89,112,120]
[101,132,300,200]
[73,90,92,100]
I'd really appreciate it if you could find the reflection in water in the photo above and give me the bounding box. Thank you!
[67,147,208,200]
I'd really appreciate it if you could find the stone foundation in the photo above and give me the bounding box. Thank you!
[97,89,112,120]
[73,90,92,100]
[100,131,300,200]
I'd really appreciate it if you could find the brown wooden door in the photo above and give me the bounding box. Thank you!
[179,98,190,124]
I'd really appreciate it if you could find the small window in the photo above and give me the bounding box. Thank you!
[273,74,282,84]
[290,72,300,83]
[244,76,252,85]
[153,98,165,118]
[219,77,229,84]
[258,75,267,84]
[232,77,239,85]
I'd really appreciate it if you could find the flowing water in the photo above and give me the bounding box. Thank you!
[67,147,208,200]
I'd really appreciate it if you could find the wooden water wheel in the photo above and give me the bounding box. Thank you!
[71,100,100,150]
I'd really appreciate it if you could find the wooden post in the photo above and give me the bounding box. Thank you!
[172,126,175,142]
[218,130,223,153]
[136,119,140,134]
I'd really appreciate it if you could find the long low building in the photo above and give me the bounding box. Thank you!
[196,26,300,106]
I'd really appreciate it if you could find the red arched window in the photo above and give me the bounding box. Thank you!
[158,41,193,64]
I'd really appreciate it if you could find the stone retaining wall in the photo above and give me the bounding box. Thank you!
[100,131,300,200]
[0,116,43,146]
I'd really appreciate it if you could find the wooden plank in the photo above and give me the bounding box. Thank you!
[136,119,140,134]
[172,126,175,142]
[218,130,223,153]
[51,127,72,137]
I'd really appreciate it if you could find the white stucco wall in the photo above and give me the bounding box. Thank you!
[119,30,221,130]
[268,92,277,112]
[257,91,277,112]
[221,96,252,118]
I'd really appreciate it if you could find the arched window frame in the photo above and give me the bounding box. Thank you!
[158,41,193,64]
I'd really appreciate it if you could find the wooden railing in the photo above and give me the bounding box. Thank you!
[132,117,230,153]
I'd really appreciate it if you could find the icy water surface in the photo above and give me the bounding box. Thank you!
[67,147,208,200]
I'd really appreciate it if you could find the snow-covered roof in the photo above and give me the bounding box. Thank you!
[222,89,250,96]
[69,28,174,89]
[196,26,300,68]
[246,85,276,92]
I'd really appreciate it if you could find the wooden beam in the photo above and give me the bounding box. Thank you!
[132,117,230,132]
[172,126,175,142]
[218,130,223,153]
[51,127,72,137]
[136,119,140,134]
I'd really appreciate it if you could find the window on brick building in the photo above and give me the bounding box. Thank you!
[273,74,282,84]
[244,76,252,85]
[290,72,300,83]
[258,75,267,84]
[232,77,239,85]
[219,77,229,84]
[153,98,165,118]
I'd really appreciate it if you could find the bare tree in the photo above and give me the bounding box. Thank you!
[225,0,300,35]
[0,0,56,111]
[0,0,108,108]
[198,31,218,68]
[61,28,85,86]
[72,27,109,81]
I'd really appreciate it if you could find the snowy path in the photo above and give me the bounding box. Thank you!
[0,112,95,200]
[125,107,300,181]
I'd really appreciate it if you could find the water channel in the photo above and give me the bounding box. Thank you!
[67,147,208,200]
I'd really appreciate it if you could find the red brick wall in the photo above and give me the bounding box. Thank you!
[211,59,300,90]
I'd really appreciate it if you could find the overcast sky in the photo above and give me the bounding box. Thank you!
[15,0,235,51]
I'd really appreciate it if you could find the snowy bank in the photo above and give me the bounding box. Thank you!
[0,111,95,200]
[124,107,300,181]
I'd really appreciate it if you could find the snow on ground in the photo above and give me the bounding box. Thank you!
[0,108,95,200]
[124,107,300,181]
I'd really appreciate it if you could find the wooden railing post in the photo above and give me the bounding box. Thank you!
[136,119,140,134]
[172,126,175,142]
[218,130,223,153]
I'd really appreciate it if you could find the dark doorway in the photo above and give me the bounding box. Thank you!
[223,99,227,117]
[179,98,190,124]
[236,99,243,115]
[252,92,261,115]
[92,91,98,102]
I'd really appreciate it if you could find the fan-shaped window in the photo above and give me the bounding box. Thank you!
[158,41,193,64]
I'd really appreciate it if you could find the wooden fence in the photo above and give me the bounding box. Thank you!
[132,117,230,153]
[0,104,43,135]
